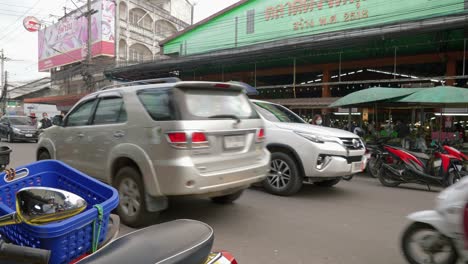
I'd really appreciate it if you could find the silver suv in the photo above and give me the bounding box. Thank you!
[252,100,365,196]
[37,79,270,227]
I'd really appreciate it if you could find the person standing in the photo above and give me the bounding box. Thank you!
[395,120,410,148]
[311,114,323,126]
[52,111,66,126]
[40,112,53,129]
[29,113,37,127]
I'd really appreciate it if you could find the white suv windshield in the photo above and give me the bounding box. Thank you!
[183,89,258,119]
[254,102,306,124]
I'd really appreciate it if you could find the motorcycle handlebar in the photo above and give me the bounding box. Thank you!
[0,240,50,264]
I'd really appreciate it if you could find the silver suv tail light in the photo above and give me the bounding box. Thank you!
[166,132,209,149]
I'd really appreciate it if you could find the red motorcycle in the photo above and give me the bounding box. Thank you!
[378,142,466,188]
[443,145,468,163]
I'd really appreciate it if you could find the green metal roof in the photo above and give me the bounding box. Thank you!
[329,87,423,108]
[396,86,468,104]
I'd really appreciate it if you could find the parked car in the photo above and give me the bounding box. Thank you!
[0,115,39,143]
[251,100,366,196]
[37,79,270,227]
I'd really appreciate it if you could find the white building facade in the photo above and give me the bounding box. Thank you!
[117,0,192,64]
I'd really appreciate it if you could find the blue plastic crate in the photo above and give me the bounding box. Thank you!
[0,160,119,264]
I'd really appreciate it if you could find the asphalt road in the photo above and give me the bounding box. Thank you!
[4,142,440,264]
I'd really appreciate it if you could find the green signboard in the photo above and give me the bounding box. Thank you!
[163,0,466,56]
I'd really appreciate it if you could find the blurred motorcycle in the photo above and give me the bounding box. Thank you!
[401,176,468,264]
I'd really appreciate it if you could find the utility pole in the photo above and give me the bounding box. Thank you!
[2,71,7,115]
[0,49,6,88]
[86,0,92,66]
[78,0,97,91]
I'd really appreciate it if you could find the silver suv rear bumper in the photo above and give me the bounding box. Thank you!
[156,152,270,196]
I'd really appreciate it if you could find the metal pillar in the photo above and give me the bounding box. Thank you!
[348,108,352,132]
[254,62,257,88]
[339,52,342,82]
[293,58,297,98]
[463,38,466,76]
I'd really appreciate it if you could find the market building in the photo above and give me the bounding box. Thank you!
[105,0,468,126]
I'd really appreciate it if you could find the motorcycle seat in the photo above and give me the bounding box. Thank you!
[407,150,430,161]
[77,219,214,264]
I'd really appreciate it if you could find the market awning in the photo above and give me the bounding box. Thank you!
[329,87,423,108]
[396,86,468,104]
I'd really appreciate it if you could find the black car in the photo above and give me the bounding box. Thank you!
[0,116,39,143]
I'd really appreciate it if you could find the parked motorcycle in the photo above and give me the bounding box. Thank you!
[401,175,468,264]
[377,142,466,188]
[0,187,237,264]
[443,145,468,167]
[365,137,397,178]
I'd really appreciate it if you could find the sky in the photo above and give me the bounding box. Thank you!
[0,0,239,83]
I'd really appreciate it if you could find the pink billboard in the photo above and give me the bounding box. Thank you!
[38,0,115,71]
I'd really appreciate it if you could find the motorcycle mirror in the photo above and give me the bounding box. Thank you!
[0,187,87,226]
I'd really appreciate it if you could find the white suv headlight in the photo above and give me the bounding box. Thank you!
[294,131,341,144]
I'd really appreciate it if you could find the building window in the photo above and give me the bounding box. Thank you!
[129,8,153,30]
[119,2,127,20]
[118,39,127,60]
[246,9,255,34]
[155,20,177,37]
[129,44,152,62]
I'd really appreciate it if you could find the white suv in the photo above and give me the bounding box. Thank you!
[252,100,365,196]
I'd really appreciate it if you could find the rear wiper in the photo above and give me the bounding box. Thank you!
[208,115,241,123]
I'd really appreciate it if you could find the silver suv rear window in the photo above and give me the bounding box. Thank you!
[182,89,258,120]
[137,88,178,121]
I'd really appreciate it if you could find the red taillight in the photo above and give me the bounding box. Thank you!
[214,83,231,88]
[192,132,209,148]
[167,132,186,143]
[167,132,209,149]
[256,128,265,142]
[192,132,207,142]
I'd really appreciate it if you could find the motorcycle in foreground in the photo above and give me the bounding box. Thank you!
[401,175,468,264]
[377,142,466,188]
[0,186,237,264]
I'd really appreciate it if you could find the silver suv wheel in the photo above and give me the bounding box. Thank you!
[119,177,141,217]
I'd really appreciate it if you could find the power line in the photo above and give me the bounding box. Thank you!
[0,0,43,42]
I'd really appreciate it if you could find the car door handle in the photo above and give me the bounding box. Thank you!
[77,133,85,138]
[113,131,125,138]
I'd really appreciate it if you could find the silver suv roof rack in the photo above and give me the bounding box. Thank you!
[101,77,181,91]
